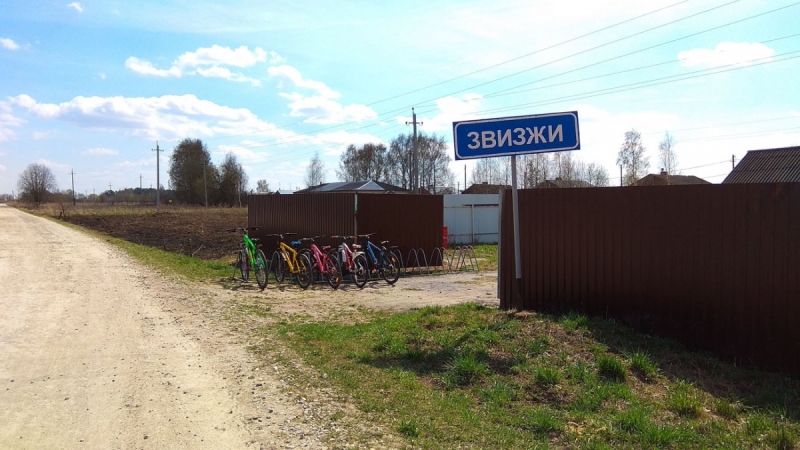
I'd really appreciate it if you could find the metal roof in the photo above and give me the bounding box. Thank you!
[723,146,800,184]
[295,180,407,193]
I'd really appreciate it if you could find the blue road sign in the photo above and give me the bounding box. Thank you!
[453,111,580,160]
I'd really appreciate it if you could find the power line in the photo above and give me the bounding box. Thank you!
[365,0,694,107]
[467,52,800,117]
[205,3,798,157]
[195,1,695,144]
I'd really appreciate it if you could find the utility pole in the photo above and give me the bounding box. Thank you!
[405,108,422,194]
[620,165,623,187]
[153,142,163,212]
[731,154,736,170]
[464,165,467,192]
[69,169,76,205]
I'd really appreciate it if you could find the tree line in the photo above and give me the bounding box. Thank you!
[10,128,682,206]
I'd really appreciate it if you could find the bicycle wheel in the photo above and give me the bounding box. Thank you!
[352,253,368,289]
[254,249,268,290]
[301,249,319,282]
[296,253,312,289]
[272,251,285,283]
[324,254,341,290]
[239,249,249,282]
[380,252,400,285]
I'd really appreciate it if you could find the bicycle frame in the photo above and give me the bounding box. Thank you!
[278,241,301,273]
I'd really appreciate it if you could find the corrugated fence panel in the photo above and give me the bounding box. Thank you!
[499,183,800,375]
[359,194,443,257]
[248,193,354,256]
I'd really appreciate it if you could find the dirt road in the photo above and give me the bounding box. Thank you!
[0,204,498,449]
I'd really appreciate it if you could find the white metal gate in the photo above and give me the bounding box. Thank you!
[443,194,500,244]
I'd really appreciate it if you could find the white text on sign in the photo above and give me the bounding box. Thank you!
[466,125,564,150]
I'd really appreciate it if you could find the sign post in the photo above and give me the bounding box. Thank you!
[453,111,580,309]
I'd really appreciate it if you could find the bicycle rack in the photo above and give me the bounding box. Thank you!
[397,245,480,276]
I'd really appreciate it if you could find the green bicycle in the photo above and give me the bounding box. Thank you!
[228,227,269,290]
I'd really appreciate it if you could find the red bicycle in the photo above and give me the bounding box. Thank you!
[298,236,342,290]
[329,235,369,289]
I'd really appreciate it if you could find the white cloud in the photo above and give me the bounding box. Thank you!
[267,64,377,124]
[126,45,271,86]
[678,42,775,68]
[125,57,182,77]
[98,73,106,80]
[82,148,119,156]
[395,94,483,133]
[216,141,270,164]
[37,158,70,172]
[175,45,267,69]
[1,38,20,50]
[9,93,298,142]
[268,65,340,99]
[0,164,5,172]
[0,111,26,142]
[33,131,52,140]
[279,93,377,125]
[67,2,83,13]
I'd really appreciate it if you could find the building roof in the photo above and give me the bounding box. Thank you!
[535,178,594,188]
[722,146,800,184]
[635,172,711,186]
[463,182,511,194]
[295,180,408,193]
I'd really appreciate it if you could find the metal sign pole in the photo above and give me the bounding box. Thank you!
[511,155,522,310]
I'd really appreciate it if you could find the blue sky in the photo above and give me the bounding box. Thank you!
[1,0,799,195]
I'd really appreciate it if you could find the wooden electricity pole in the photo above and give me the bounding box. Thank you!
[153,142,163,212]
[406,108,423,194]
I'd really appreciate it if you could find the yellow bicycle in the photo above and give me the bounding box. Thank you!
[267,233,312,289]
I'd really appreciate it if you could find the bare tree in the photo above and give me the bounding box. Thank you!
[617,129,650,186]
[576,161,610,187]
[17,163,58,206]
[522,154,551,187]
[552,152,579,182]
[658,132,678,180]
[304,151,326,187]
[385,132,454,191]
[336,143,388,182]
[470,157,509,186]
[255,179,271,193]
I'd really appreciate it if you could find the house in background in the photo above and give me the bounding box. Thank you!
[535,177,594,188]
[462,182,510,194]
[722,146,800,183]
[294,180,408,194]
[635,170,711,186]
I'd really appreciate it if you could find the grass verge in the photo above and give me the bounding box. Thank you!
[275,304,800,449]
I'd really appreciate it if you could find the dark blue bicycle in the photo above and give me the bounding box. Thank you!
[354,233,401,285]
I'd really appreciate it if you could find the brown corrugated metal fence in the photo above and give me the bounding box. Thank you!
[499,183,800,375]
[248,193,442,258]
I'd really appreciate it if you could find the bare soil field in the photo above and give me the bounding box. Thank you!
[37,204,248,260]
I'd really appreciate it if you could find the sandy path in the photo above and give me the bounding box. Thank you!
[0,205,304,449]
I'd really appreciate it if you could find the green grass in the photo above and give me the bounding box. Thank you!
[273,304,800,448]
[596,354,627,382]
[629,350,659,381]
[471,244,498,271]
